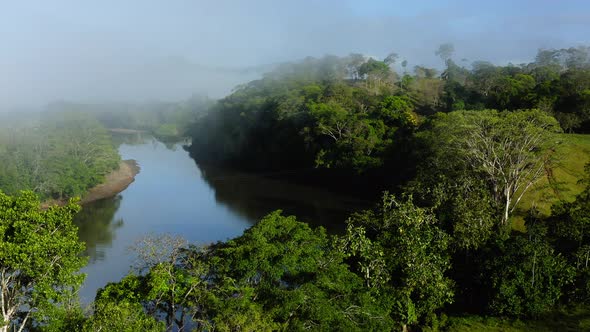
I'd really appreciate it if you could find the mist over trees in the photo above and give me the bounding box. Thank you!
[189,45,590,177]
[0,112,120,199]
[2,42,590,331]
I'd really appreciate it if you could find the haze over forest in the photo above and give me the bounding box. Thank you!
[4,1,590,331]
[1,0,589,109]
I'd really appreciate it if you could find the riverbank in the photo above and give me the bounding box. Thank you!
[108,128,145,134]
[80,159,140,204]
[42,160,140,208]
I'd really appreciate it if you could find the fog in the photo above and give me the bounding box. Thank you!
[1,0,589,110]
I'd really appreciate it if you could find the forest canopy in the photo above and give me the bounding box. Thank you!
[3,45,590,331]
[0,112,120,199]
[189,46,590,174]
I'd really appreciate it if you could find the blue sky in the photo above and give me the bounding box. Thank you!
[1,0,589,108]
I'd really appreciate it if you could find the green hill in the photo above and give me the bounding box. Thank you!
[513,133,590,231]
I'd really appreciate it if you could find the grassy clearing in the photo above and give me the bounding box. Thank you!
[444,306,590,331]
[512,133,590,231]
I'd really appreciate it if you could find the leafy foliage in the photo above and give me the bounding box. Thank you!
[481,223,574,317]
[95,211,394,331]
[5,45,590,330]
[0,112,120,199]
[340,194,454,328]
[0,191,86,331]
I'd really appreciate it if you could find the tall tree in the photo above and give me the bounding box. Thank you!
[422,109,561,226]
[384,52,399,66]
[435,43,455,65]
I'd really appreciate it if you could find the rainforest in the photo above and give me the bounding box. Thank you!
[2,1,590,331]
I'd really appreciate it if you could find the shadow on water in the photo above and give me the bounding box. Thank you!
[74,196,124,264]
[110,131,147,147]
[76,135,374,303]
[197,164,372,233]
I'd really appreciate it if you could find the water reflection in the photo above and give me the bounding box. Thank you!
[75,135,370,303]
[198,165,370,232]
[74,196,124,263]
[110,131,146,147]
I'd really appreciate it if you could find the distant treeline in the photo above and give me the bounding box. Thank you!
[0,112,120,199]
[189,46,590,175]
[0,95,211,199]
[3,45,590,331]
[48,95,212,139]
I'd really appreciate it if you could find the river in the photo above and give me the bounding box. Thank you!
[75,134,369,303]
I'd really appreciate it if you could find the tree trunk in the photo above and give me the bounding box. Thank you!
[531,251,537,288]
[503,190,511,225]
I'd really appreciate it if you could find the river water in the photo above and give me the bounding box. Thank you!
[75,135,368,303]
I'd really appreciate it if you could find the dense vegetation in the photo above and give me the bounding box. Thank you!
[0,192,86,332]
[3,45,590,331]
[189,46,590,177]
[2,170,589,330]
[0,112,120,199]
[0,95,211,200]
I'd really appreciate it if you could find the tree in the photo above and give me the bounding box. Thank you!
[548,164,590,302]
[95,211,393,331]
[358,59,395,95]
[462,110,560,224]
[340,194,454,331]
[409,68,443,113]
[435,43,455,64]
[481,216,573,317]
[549,164,590,247]
[471,61,501,98]
[378,95,416,127]
[489,73,536,109]
[213,211,393,331]
[410,116,498,250]
[308,98,392,172]
[424,110,561,226]
[346,53,366,80]
[0,191,86,332]
[96,234,205,331]
[384,52,399,66]
[309,100,353,143]
[82,301,164,332]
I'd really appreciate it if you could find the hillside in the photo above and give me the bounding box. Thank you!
[513,133,590,231]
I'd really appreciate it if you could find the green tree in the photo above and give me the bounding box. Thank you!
[309,100,353,143]
[417,110,561,226]
[82,301,164,332]
[341,194,454,331]
[359,58,395,95]
[95,211,393,331]
[378,95,418,127]
[0,191,86,332]
[481,217,573,317]
[548,164,590,302]
[408,68,443,113]
[489,73,536,109]
[346,53,366,80]
[213,211,393,331]
[309,98,392,172]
